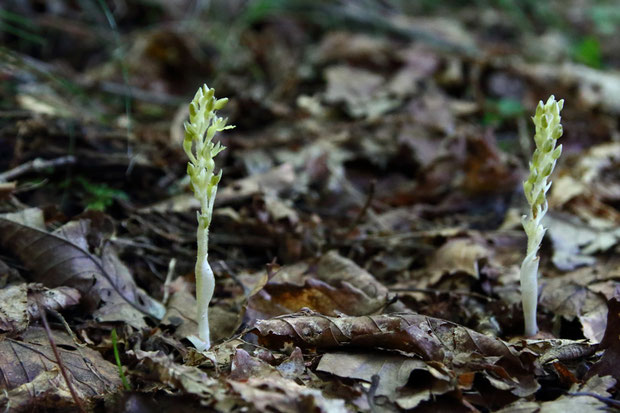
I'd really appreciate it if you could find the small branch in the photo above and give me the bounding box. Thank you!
[568,392,620,408]
[38,300,86,413]
[345,179,376,236]
[162,258,177,306]
[0,156,76,182]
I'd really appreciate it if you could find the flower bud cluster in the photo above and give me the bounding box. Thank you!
[183,84,233,229]
[522,96,563,250]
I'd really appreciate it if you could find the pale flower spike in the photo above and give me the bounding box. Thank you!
[183,84,234,350]
[520,95,563,336]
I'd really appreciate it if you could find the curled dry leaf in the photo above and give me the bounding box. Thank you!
[324,65,398,119]
[0,208,165,328]
[251,312,528,364]
[253,312,541,403]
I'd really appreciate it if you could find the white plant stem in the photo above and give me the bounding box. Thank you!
[520,239,541,336]
[196,225,213,347]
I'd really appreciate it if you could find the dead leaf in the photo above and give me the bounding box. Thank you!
[585,296,620,386]
[229,376,347,413]
[277,347,305,380]
[131,349,218,399]
[141,163,296,214]
[497,374,616,413]
[244,251,400,323]
[324,65,399,119]
[539,263,620,342]
[427,237,491,284]
[251,312,532,373]
[230,348,279,381]
[317,352,453,409]
[312,31,392,67]
[0,283,80,335]
[0,327,121,409]
[0,208,165,329]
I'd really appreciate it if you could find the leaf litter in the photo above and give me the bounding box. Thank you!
[0,1,619,412]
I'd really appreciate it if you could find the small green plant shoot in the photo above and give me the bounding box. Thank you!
[183,84,233,350]
[520,95,563,336]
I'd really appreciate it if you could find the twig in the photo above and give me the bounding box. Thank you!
[568,392,620,408]
[162,258,177,306]
[0,156,76,182]
[367,374,381,413]
[38,300,86,413]
[345,179,376,236]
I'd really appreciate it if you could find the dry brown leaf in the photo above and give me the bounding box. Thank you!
[585,296,620,386]
[141,163,296,214]
[426,237,491,284]
[312,31,392,67]
[0,327,121,410]
[228,376,347,413]
[497,374,616,413]
[230,348,279,381]
[244,251,400,323]
[131,349,218,399]
[539,262,620,341]
[251,312,532,370]
[317,352,453,409]
[324,65,398,119]
[0,209,165,328]
[0,283,80,335]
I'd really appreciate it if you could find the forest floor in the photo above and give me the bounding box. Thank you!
[1,1,620,412]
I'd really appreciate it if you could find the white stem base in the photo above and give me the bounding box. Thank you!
[520,253,539,336]
[195,226,214,349]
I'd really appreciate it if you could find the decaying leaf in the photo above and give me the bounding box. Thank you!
[0,209,165,328]
[539,262,620,342]
[0,327,121,410]
[324,65,399,119]
[585,296,620,386]
[243,251,401,323]
[229,376,347,413]
[250,312,532,370]
[317,352,453,409]
[545,212,620,270]
[426,237,492,285]
[497,374,617,413]
[142,163,296,214]
[131,349,218,399]
[0,283,80,335]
